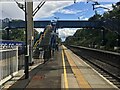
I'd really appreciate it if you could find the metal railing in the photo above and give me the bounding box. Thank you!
[0,46,18,86]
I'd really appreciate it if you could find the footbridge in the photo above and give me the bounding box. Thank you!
[2,19,120,34]
[2,20,102,29]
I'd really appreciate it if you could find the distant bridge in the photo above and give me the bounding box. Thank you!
[2,20,102,29]
[2,20,120,34]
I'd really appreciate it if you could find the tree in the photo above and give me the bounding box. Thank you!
[65,1,120,51]
[10,29,25,41]
[89,11,102,21]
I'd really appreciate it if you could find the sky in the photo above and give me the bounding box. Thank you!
[0,0,119,41]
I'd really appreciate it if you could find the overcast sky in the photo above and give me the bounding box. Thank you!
[0,0,119,41]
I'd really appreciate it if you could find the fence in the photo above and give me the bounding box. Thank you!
[0,46,18,86]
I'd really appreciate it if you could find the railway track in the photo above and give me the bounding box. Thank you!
[68,45,120,88]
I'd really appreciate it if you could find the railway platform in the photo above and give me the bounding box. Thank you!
[4,45,119,89]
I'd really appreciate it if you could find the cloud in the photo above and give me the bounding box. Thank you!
[4,0,118,2]
[0,2,24,19]
[103,4,113,11]
[0,0,118,20]
[0,1,74,20]
[77,0,119,2]
[35,28,44,33]
[35,28,77,41]
[78,16,84,19]
[78,15,88,20]
[33,1,74,19]
[83,17,89,20]
[95,4,113,12]
[58,28,77,41]
[57,9,82,14]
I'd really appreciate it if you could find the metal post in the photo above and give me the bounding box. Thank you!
[101,29,105,46]
[116,32,120,47]
[26,1,33,65]
[25,1,29,79]
[100,28,106,49]
[6,28,10,40]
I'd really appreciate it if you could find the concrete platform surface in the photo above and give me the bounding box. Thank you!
[63,46,119,90]
[2,45,119,89]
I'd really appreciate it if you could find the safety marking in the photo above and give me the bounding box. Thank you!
[62,46,69,89]
[63,45,92,89]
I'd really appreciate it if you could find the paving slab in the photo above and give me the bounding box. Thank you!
[66,49,119,89]
[67,74,79,88]
[3,46,119,89]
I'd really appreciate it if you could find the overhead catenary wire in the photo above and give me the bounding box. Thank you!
[14,0,25,12]
[93,6,110,11]
[33,1,46,16]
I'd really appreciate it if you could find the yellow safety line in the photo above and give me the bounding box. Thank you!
[62,46,69,89]
[63,45,92,90]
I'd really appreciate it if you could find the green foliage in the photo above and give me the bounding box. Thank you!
[2,28,39,42]
[65,28,119,51]
[57,38,62,44]
[89,13,102,21]
[65,1,120,51]
[9,29,25,41]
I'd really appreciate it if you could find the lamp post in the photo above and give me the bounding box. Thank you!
[24,1,29,79]
[15,1,45,79]
[4,27,10,40]
[3,18,10,40]
[100,29,105,49]
[114,31,120,50]
[87,0,110,11]
[15,1,29,79]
